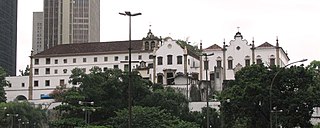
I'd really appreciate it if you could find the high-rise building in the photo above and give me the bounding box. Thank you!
[0,0,18,76]
[43,0,100,50]
[32,12,44,54]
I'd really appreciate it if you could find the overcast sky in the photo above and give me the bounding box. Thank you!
[17,0,320,74]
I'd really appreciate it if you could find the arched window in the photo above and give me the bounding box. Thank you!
[216,56,222,67]
[157,56,163,65]
[269,55,275,66]
[177,56,182,64]
[151,41,156,49]
[228,56,233,69]
[145,41,149,50]
[256,55,262,64]
[167,55,173,65]
[245,56,250,66]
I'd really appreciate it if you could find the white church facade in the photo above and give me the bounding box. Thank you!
[5,30,289,102]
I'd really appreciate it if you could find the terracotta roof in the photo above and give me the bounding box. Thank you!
[205,44,222,50]
[257,42,274,48]
[34,40,146,57]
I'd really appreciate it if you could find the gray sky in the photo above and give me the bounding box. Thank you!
[17,0,320,74]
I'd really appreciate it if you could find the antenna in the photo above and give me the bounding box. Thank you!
[237,26,240,32]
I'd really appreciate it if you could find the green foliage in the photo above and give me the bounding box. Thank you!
[220,64,319,128]
[176,40,201,55]
[52,67,152,126]
[139,87,189,119]
[108,106,199,128]
[0,102,47,128]
[19,65,30,76]
[0,67,8,102]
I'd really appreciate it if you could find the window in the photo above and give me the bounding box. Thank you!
[34,69,39,75]
[138,55,142,60]
[210,73,215,81]
[114,56,119,61]
[34,80,39,87]
[125,56,128,60]
[104,57,108,62]
[148,63,153,68]
[45,80,50,86]
[151,41,156,49]
[35,59,39,65]
[60,79,65,86]
[216,72,220,78]
[167,72,175,85]
[114,65,119,69]
[217,60,222,67]
[94,57,98,62]
[270,58,275,66]
[157,57,163,65]
[245,59,250,67]
[177,56,182,64]
[45,68,50,74]
[145,42,149,50]
[73,58,76,63]
[54,69,58,74]
[83,58,87,62]
[167,55,173,65]
[55,59,58,64]
[256,55,262,64]
[63,69,67,74]
[157,75,163,84]
[46,58,51,64]
[149,55,153,59]
[103,67,108,71]
[63,59,67,63]
[124,64,129,71]
[228,60,233,69]
[257,59,262,64]
[21,83,25,87]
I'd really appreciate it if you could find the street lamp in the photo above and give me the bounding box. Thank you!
[119,11,141,128]
[269,59,307,128]
[79,101,95,125]
[203,52,214,128]
[6,113,18,128]
[21,121,29,128]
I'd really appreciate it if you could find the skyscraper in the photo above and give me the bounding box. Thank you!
[0,0,17,76]
[32,12,44,54]
[42,0,100,50]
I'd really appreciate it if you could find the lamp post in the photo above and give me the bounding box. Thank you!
[119,11,141,128]
[269,59,307,128]
[203,52,214,128]
[6,113,18,128]
[21,121,29,128]
[79,101,95,125]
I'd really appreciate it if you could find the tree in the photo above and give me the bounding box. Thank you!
[50,87,86,127]
[0,101,47,128]
[52,67,152,126]
[0,67,9,102]
[19,65,30,76]
[220,64,319,128]
[176,40,201,55]
[108,106,199,128]
[138,87,189,119]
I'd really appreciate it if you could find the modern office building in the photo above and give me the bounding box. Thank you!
[0,0,18,76]
[32,12,44,54]
[43,0,100,51]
